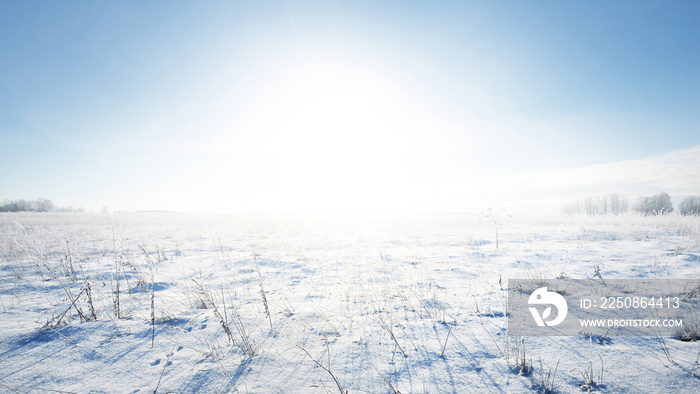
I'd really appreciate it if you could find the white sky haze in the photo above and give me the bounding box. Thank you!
[1,1,699,213]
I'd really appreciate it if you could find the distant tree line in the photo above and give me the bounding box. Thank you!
[564,194,629,215]
[0,198,84,213]
[565,193,700,216]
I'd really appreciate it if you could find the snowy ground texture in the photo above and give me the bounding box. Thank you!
[0,212,699,393]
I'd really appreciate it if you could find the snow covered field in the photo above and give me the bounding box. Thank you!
[0,212,699,393]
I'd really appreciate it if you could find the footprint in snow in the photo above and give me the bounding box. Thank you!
[150,359,160,366]
[185,327,192,333]
[177,346,183,352]
[200,323,207,330]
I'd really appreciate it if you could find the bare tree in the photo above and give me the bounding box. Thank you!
[634,192,674,216]
[36,198,54,212]
[679,196,700,216]
[565,194,629,215]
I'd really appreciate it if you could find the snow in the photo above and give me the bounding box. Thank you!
[0,212,699,393]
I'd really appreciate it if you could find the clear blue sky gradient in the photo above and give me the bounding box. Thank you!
[2,1,699,212]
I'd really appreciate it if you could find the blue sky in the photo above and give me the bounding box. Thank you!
[2,1,699,213]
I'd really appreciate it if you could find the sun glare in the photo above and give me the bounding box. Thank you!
[232,52,424,213]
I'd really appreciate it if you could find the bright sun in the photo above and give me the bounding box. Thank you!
[231,51,424,213]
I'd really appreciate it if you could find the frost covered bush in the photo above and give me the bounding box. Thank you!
[633,192,674,216]
[679,196,700,216]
